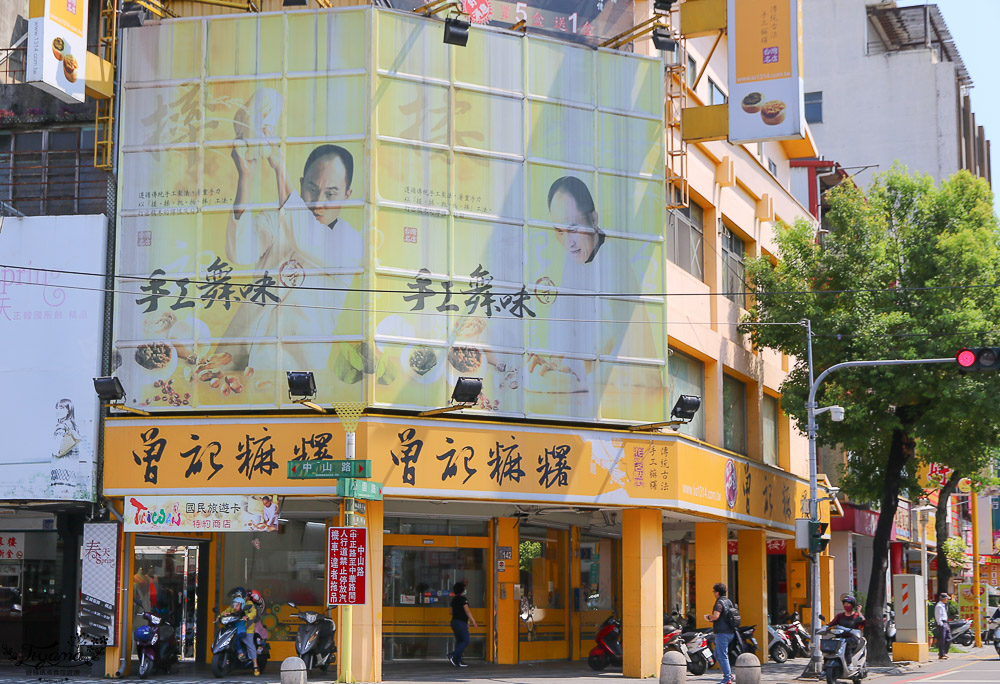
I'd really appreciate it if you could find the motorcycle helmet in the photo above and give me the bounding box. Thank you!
[842,595,858,607]
[229,586,247,600]
[248,589,265,611]
[134,625,151,642]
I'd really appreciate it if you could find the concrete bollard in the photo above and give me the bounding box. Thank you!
[660,650,687,684]
[280,656,307,684]
[734,653,761,684]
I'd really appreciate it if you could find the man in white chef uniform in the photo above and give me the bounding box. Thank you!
[223,106,362,374]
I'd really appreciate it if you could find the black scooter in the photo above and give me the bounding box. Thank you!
[210,608,270,678]
[290,603,337,672]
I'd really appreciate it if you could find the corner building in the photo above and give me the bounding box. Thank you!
[101,2,835,679]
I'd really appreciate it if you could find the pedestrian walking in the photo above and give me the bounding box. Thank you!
[448,582,477,667]
[934,593,952,660]
[705,582,736,684]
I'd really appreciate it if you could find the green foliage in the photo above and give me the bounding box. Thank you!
[519,540,541,573]
[940,536,968,572]
[742,167,1000,503]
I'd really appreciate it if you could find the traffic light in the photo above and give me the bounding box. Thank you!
[808,521,830,554]
[956,347,1000,371]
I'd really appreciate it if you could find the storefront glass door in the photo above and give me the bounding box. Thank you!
[133,543,201,660]
[518,525,568,660]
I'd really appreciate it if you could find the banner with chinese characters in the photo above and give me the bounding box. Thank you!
[104,416,820,531]
[392,0,634,46]
[727,0,804,143]
[113,7,667,425]
[80,523,119,645]
[26,0,88,103]
[327,527,367,605]
[0,216,105,502]
[123,494,281,532]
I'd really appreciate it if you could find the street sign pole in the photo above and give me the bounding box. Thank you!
[332,402,364,684]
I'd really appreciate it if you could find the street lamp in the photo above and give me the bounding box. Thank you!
[914,503,935,602]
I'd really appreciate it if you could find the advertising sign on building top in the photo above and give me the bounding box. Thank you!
[727,0,805,143]
[0,216,105,502]
[26,0,89,103]
[113,8,668,425]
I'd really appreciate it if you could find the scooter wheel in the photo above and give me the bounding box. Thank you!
[770,643,790,664]
[588,653,610,671]
[211,652,230,678]
[137,653,152,679]
[825,663,840,684]
[687,654,708,676]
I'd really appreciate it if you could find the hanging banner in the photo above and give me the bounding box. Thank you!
[80,523,119,645]
[327,527,367,605]
[26,0,89,103]
[727,0,805,143]
[123,494,281,532]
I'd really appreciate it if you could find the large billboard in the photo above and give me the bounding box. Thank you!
[114,7,666,424]
[727,0,804,143]
[0,216,105,501]
[26,0,89,103]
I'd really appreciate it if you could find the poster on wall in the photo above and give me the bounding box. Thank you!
[327,527,366,606]
[80,523,119,645]
[727,0,805,143]
[113,7,668,425]
[26,0,89,103]
[123,494,281,532]
[0,216,105,502]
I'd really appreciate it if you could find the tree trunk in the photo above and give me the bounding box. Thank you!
[863,427,914,666]
[934,470,962,598]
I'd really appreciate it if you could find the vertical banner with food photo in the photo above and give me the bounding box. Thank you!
[727,0,805,143]
[25,0,88,103]
[114,7,666,424]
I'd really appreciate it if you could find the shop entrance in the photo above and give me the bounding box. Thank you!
[518,525,569,661]
[133,539,207,662]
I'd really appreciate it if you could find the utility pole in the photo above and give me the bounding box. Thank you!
[972,492,982,647]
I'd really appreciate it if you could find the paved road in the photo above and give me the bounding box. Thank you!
[874,649,999,684]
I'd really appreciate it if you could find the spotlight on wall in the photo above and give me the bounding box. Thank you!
[653,0,677,13]
[443,16,470,46]
[651,27,677,52]
[119,3,145,29]
[420,377,483,416]
[283,0,309,5]
[93,377,150,415]
[628,394,702,432]
[286,371,325,413]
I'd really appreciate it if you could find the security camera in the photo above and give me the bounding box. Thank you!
[829,406,845,422]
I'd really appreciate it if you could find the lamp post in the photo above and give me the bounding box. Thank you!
[913,504,934,603]
[799,319,954,676]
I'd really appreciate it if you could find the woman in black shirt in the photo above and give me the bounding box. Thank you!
[448,582,478,667]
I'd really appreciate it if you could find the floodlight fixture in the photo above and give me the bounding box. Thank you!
[444,16,470,46]
[283,0,309,5]
[653,0,677,13]
[287,371,326,413]
[420,377,483,416]
[93,377,150,416]
[628,394,702,432]
[651,27,677,52]
[119,8,145,28]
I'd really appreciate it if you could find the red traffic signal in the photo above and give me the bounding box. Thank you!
[956,347,1000,371]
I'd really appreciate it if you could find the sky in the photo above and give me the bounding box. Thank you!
[898,1,999,206]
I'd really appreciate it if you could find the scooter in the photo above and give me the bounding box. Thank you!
[984,614,1000,657]
[706,625,756,667]
[884,606,897,649]
[588,615,623,670]
[782,614,810,658]
[663,612,714,675]
[133,612,179,679]
[818,624,868,684]
[768,623,792,663]
[290,603,337,672]
[210,608,270,678]
[948,618,974,647]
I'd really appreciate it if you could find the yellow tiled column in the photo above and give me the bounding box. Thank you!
[695,522,728,630]
[622,508,663,678]
[786,544,809,621]
[820,553,835,622]
[496,517,520,664]
[737,530,768,663]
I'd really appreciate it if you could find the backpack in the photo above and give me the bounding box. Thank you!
[723,598,741,631]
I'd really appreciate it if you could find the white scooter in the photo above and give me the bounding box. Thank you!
[818,625,868,684]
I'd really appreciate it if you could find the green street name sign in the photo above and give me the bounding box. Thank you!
[287,460,372,479]
[337,479,384,501]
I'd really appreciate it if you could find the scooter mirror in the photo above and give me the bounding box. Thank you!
[819,614,826,621]
[288,602,297,608]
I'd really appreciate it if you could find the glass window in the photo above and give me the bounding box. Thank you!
[687,55,697,87]
[519,525,567,643]
[668,202,704,279]
[708,78,727,105]
[768,159,778,177]
[721,224,747,308]
[579,535,616,645]
[668,348,706,440]
[723,374,747,455]
[762,394,779,466]
[805,91,823,123]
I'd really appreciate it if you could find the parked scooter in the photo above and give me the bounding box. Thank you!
[662,612,714,675]
[781,613,810,658]
[588,615,623,670]
[706,625,757,666]
[290,603,337,672]
[133,612,179,679]
[948,618,974,647]
[884,606,897,649]
[818,624,868,684]
[211,607,270,677]
[768,623,792,663]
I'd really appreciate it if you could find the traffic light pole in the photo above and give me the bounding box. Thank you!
[800,319,952,677]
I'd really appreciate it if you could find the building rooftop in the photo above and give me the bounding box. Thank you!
[867,2,971,87]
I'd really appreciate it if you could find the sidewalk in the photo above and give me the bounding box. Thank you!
[0,648,992,684]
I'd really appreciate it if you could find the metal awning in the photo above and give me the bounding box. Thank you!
[867,3,971,87]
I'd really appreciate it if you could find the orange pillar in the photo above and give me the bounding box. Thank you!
[622,508,663,678]
[496,517,520,664]
[695,522,728,630]
[737,529,768,663]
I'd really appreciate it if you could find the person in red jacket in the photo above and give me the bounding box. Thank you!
[829,595,866,663]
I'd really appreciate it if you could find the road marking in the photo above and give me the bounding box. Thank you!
[889,661,975,683]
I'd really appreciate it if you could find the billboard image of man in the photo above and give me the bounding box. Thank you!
[222,88,362,374]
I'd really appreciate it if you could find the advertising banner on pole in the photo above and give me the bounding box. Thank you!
[727,0,805,143]
[80,523,119,645]
[0,216,105,502]
[123,494,281,532]
[113,7,667,425]
[327,527,367,605]
[26,0,89,103]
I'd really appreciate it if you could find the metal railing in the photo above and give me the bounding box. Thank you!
[0,149,109,216]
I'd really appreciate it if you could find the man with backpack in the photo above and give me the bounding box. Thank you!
[705,582,738,684]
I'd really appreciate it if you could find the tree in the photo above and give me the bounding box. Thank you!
[741,168,1000,664]
[933,470,962,597]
